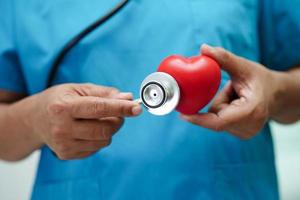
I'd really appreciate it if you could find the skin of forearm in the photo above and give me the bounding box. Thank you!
[0,96,43,161]
[271,67,300,124]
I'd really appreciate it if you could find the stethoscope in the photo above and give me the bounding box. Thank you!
[47,0,221,116]
[46,0,180,116]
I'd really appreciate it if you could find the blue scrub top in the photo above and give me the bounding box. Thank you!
[1,0,300,199]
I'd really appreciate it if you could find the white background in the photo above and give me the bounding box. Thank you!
[0,122,300,200]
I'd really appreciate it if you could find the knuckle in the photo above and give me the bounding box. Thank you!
[110,118,124,134]
[252,106,268,122]
[250,126,262,136]
[55,142,69,153]
[243,106,253,116]
[213,125,223,132]
[47,101,67,115]
[77,152,93,159]
[56,153,66,160]
[93,100,107,115]
[208,105,218,113]
[116,118,125,127]
[100,126,110,140]
[90,125,102,139]
[103,139,112,147]
[215,46,225,52]
[83,83,96,88]
[60,93,75,104]
[216,47,230,62]
[107,87,119,94]
[238,128,259,140]
[51,126,66,139]
[96,140,112,149]
[120,104,130,115]
[57,152,71,160]
[212,122,225,132]
[92,142,103,150]
[100,87,119,97]
[222,52,231,63]
[100,88,112,97]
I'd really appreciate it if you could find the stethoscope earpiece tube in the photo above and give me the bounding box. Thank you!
[46,0,129,88]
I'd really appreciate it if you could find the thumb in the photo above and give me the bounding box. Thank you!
[209,81,234,113]
[201,44,248,77]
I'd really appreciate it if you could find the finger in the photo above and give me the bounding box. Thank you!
[74,83,133,99]
[58,151,98,160]
[70,96,142,119]
[216,98,251,123]
[77,139,111,151]
[71,118,124,140]
[55,139,110,160]
[115,92,133,100]
[68,139,111,152]
[209,81,234,113]
[181,113,225,132]
[73,84,119,97]
[201,44,248,77]
[181,99,251,131]
[73,151,98,160]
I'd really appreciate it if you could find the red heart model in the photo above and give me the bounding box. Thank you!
[157,55,221,115]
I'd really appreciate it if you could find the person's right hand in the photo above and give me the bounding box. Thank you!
[24,83,142,160]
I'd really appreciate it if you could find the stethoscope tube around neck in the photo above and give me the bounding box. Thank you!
[46,0,129,88]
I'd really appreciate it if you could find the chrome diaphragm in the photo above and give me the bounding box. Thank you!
[139,72,180,116]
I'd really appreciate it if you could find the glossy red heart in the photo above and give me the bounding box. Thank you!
[157,55,221,115]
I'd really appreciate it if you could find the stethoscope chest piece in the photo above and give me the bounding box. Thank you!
[140,72,180,116]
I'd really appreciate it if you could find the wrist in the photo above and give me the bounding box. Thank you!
[268,70,290,121]
[8,94,44,147]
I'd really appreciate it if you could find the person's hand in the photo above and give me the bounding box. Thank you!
[25,83,142,160]
[181,44,279,139]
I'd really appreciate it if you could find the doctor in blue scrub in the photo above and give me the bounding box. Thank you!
[1,0,300,199]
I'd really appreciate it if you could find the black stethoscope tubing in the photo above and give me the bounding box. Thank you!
[46,0,129,88]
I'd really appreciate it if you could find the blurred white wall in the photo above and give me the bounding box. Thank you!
[0,151,39,200]
[272,122,300,200]
[0,122,299,200]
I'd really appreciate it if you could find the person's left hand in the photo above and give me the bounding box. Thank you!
[181,44,279,139]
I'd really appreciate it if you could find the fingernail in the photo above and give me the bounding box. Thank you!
[117,92,133,100]
[132,105,142,116]
[202,43,214,51]
[201,43,208,48]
